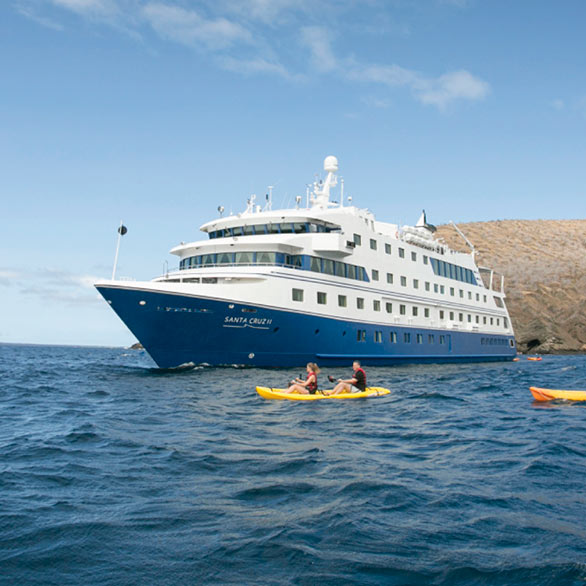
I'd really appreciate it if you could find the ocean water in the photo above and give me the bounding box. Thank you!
[1,344,586,585]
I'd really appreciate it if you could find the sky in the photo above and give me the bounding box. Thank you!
[1,0,585,347]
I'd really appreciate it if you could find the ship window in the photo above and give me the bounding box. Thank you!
[413,279,419,289]
[440,285,445,294]
[400,304,406,315]
[404,333,411,343]
[424,308,430,318]
[386,302,393,313]
[476,293,480,301]
[459,289,464,298]
[504,317,508,328]
[370,238,377,250]
[202,254,216,266]
[412,306,418,316]
[493,296,504,308]
[257,252,277,264]
[357,297,365,309]
[335,261,345,277]
[372,269,379,281]
[235,252,253,264]
[310,257,321,272]
[317,292,327,305]
[468,291,472,300]
[387,273,394,284]
[353,233,362,246]
[439,335,445,344]
[322,259,335,275]
[280,223,293,234]
[390,331,397,343]
[423,255,428,265]
[338,295,347,307]
[497,318,500,326]
[232,226,243,236]
[293,222,307,233]
[401,276,407,287]
[416,334,423,344]
[483,317,487,324]
[399,248,405,258]
[375,331,382,343]
[217,253,233,264]
[434,284,439,293]
[357,329,366,342]
[267,223,279,234]
[483,295,487,303]
[450,287,455,296]
[459,313,463,322]
[428,334,435,343]
[243,225,255,236]
[373,300,381,311]
[385,243,392,254]
[292,288,304,302]
[411,252,417,261]
[202,277,217,284]
[490,317,494,325]
[476,315,479,324]
[440,310,445,319]
[509,339,514,347]
[425,282,430,291]
[449,311,454,320]
[346,264,356,279]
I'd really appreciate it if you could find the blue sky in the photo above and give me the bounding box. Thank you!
[1,0,585,346]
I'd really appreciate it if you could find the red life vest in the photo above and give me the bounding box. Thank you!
[353,368,366,391]
[306,372,318,392]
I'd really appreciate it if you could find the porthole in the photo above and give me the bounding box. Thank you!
[314,329,320,335]
[228,304,234,309]
[248,353,255,359]
[273,327,280,333]
[139,300,146,306]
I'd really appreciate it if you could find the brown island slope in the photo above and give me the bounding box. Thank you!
[435,220,586,354]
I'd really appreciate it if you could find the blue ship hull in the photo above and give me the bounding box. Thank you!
[97,285,517,368]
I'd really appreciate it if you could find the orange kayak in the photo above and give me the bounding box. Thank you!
[530,387,586,402]
[527,357,542,361]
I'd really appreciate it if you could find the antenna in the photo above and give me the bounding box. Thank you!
[340,178,344,207]
[218,205,225,217]
[267,185,274,211]
[111,221,127,280]
[450,221,475,255]
[295,195,302,209]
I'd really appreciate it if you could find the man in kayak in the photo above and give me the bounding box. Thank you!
[324,361,366,395]
[281,363,320,394]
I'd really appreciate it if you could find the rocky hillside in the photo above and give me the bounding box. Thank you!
[436,220,586,354]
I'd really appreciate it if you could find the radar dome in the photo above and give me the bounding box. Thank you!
[324,155,339,173]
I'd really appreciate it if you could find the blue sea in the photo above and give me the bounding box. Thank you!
[1,344,586,585]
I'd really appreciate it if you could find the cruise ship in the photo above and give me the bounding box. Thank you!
[95,156,516,368]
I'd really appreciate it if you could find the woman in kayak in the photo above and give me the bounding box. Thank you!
[324,361,366,395]
[282,363,320,394]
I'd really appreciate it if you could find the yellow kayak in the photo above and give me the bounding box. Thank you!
[530,386,586,402]
[256,386,391,401]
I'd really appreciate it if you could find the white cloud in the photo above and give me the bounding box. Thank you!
[142,3,252,50]
[219,56,304,81]
[300,25,337,72]
[0,267,103,306]
[16,0,491,109]
[415,69,490,109]
[551,98,565,111]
